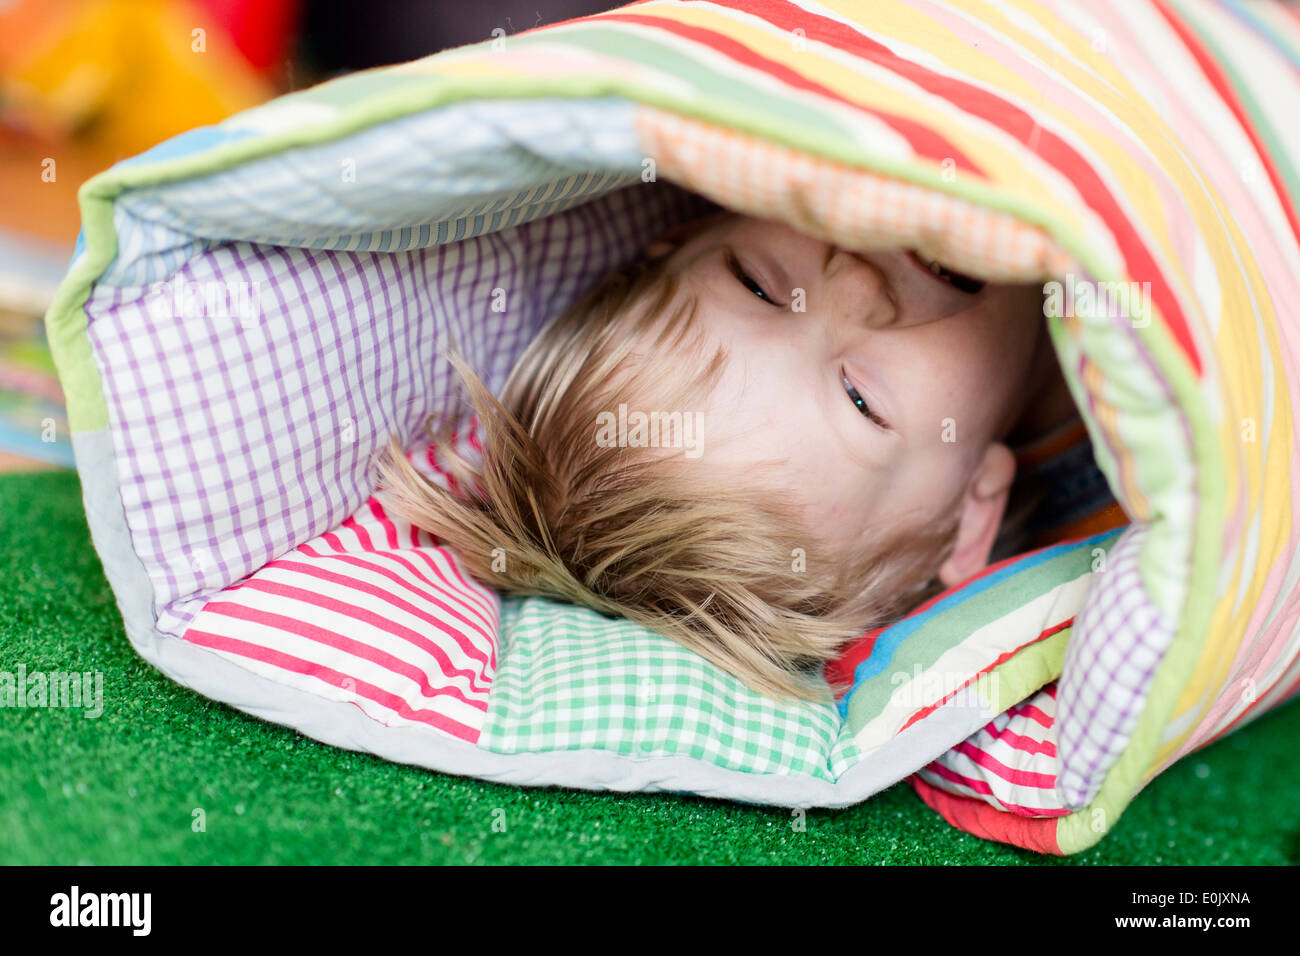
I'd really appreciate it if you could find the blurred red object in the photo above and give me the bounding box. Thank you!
[193,0,302,75]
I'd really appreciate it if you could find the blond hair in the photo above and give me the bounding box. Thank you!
[373,249,961,705]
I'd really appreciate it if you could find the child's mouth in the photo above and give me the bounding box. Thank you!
[906,250,986,295]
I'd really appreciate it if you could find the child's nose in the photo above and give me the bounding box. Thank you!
[827,247,897,329]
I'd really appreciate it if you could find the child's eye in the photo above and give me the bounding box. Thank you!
[842,370,889,429]
[909,250,986,294]
[726,249,778,305]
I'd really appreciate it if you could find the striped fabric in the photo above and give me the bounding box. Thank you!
[827,529,1124,750]
[183,482,501,744]
[902,419,1132,819]
[44,0,1300,856]
[916,682,1069,817]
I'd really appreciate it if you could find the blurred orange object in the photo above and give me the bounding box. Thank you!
[0,0,282,157]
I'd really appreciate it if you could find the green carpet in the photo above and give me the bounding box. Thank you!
[1,469,1297,865]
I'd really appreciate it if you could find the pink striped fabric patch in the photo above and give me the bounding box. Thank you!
[181,428,500,745]
[912,682,1068,817]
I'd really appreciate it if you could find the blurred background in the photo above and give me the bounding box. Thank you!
[0,0,621,473]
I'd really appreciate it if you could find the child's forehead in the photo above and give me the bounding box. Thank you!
[657,212,818,280]
[656,213,745,266]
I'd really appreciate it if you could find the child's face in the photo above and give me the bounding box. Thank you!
[647,212,1047,583]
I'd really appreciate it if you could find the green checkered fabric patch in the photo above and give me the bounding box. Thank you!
[479,597,848,780]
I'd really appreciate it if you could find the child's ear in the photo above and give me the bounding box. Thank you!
[937,442,1016,589]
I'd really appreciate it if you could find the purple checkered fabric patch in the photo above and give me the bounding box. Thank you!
[1055,525,1176,807]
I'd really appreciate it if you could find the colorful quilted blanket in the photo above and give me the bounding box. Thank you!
[44,0,1300,856]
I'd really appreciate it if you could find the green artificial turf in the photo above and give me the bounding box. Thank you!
[1,468,1297,865]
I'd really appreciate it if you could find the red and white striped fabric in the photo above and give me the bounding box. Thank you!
[181,426,499,745]
[912,683,1069,817]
